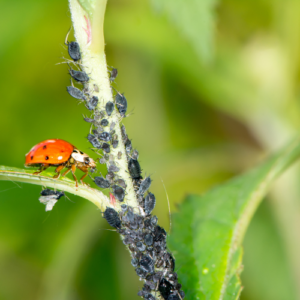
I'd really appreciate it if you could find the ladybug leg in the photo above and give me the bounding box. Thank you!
[33,164,49,175]
[80,172,89,186]
[71,164,78,187]
[53,164,65,179]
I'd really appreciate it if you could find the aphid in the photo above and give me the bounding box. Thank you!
[100,119,109,126]
[112,140,119,149]
[138,176,152,195]
[94,84,99,93]
[69,68,89,82]
[136,241,146,252]
[121,125,128,141]
[167,294,180,300]
[109,68,118,82]
[131,258,139,268]
[87,96,99,111]
[106,172,115,183]
[108,164,119,172]
[117,151,122,159]
[159,278,174,300]
[103,207,121,229]
[125,139,132,152]
[25,139,96,187]
[39,189,65,211]
[140,255,154,273]
[128,159,142,180]
[102,143,110,153]
[65,31,81,62]
[132,149,139,160]
[40,189,65,198]
[151,215,158,226]
[87,134,101,148]
[125,210,135,222]
[99,132,112,142]
[112,185,125,202]
[99,158,106,164]
[83,116,94,123]
[144,233,153,246]
[94,176,110,188]
[115,92,128,117]
[121,204,128,211]
[116,179,126,188]
[153,225,167,242]
[110,122,116,131]
[105,101,114,116]
[135,268,147,278]
[67,86,86,100]
[144,192,156,215]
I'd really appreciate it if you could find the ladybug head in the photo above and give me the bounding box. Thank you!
[71,149,96,170]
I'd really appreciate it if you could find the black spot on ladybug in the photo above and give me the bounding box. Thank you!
[60,150,64,153]
[45,156,49,160]
[43,145,47,149]
[68,41,81,61]
[31,156,33,160]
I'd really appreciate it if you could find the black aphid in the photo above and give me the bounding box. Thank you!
[159,278,174,300]
[165,253,175,271]
[112,140,119,149]
[167,294,180,300]
[100,119,109,126]
[138,176,152,195]
[116,179,126,188]
[125,139,132,152]
[154,225,167,242]
[110,68,118,82]
[121,125,127,141]
[131,258,139,268]
[128,159,142,180]
[144,233,153,246]
[99,158,106,164]
[132,149,139,160]
[68,41,81,61]
[94,176,110,189]
[87,96,99,111]
[140,255,154,274]
[117,151,122,159]
[40,189,64,199]
[83,116,94,123]
[151,215,158,226]
[135,268,147,278]
[102,143,110,153]
[67,86,86,100]
[121,204,128,211]
[112,185,125,202]
[108,164,119,172]
[87,134,101,148]
[99,132,112,142]
[103,207,121,229]
[144,192,156,215]
[126,210,135,223]
[105,101,114,116]
[136,241,146,252]
[115,93,128,117]
[69,69,89,82]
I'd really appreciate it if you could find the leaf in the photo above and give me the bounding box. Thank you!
[149,0,219,62]
[168,137,300,300]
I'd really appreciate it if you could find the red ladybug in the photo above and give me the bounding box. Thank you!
[25,139,96,187]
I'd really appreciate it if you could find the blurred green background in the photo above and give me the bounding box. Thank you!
[1,0,300,299]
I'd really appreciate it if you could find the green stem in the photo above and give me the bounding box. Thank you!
[0,166,109,210]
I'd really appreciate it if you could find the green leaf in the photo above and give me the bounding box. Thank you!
[149,0,218,62]
[168,137,300,299]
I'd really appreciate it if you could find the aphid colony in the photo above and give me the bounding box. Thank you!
[32,36,184,300]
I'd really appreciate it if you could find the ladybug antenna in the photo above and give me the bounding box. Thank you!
[65,26,72,45]
[161,177,172,234]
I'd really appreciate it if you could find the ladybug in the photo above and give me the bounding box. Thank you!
[25,139,96,186]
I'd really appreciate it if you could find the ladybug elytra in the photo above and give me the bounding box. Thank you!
[25,139,96,186]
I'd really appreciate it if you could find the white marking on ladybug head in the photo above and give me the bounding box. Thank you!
[71,151,86,163]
